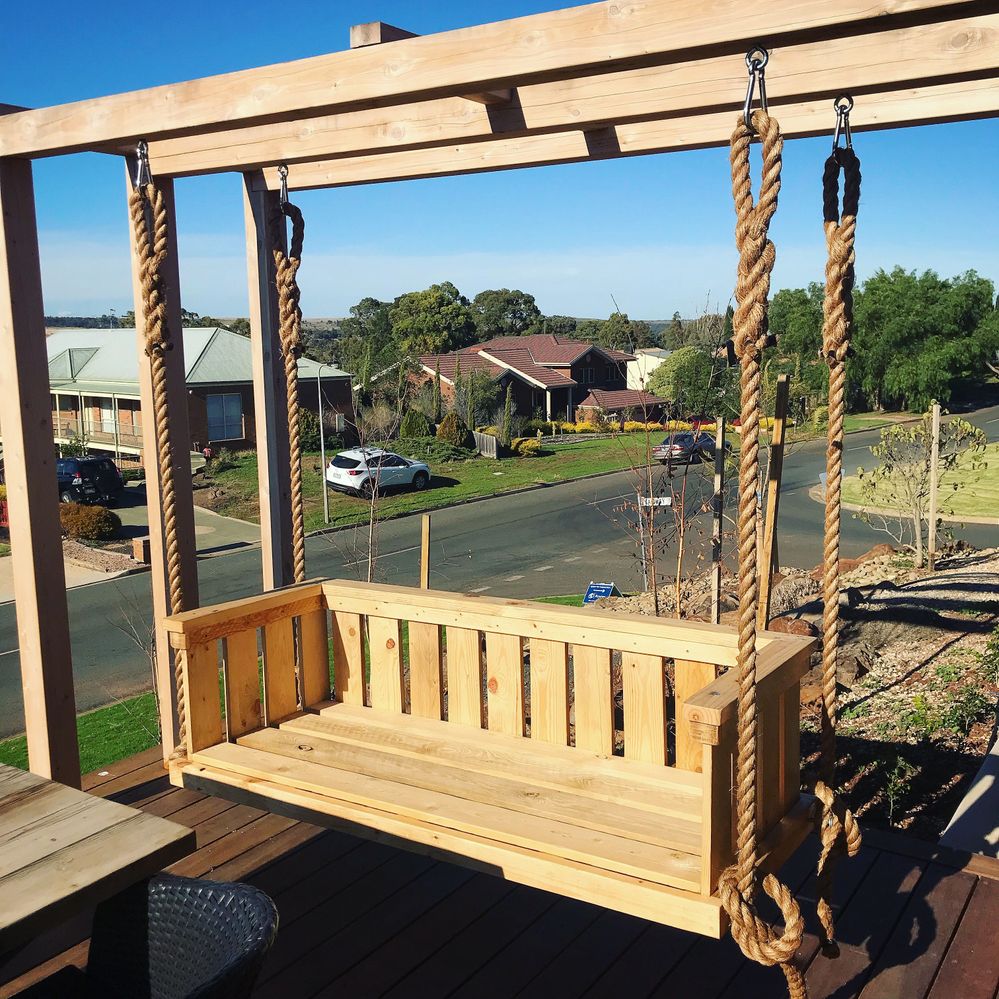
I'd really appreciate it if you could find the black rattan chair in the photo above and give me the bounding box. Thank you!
[16,875,278,999]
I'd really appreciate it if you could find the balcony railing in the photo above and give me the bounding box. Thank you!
[52,418,144,449]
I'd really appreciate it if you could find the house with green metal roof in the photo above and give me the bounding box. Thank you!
[46,327,354,460]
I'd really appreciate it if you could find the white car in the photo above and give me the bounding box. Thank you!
[325,448,431,497]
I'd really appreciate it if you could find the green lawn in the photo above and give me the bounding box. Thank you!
[0,692,160,774]
[199,433,681,532]
[842,441,999,518]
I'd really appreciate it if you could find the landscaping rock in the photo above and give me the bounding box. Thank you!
[767,616,819,638]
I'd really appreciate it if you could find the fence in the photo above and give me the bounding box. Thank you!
[472,430,500,459]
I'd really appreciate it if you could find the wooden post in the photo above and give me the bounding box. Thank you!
[126,164,200,761]
[243,174,294,589]
[758,374,789,631]
[711,417,726,625]
[420,514,431,589]
[928,402,941,571]
[0,157,80,785]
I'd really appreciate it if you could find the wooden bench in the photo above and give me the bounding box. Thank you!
[166,580,816,938]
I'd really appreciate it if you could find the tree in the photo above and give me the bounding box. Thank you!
[856,411,988,567]
[665,311,684,349]
[596,311,652,351]
[851,268,995,411]
[336,297,393,377]
[470,289,542,340]
[390,281,475,355]
[575,318,604,343]
[544,315,577,336]
[432,362,443,423]
[647,346,713,408]
[500,383,514,446]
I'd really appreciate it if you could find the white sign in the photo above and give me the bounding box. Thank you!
[638,495,672,508]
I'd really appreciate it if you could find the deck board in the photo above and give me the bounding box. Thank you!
[3,747,999,999]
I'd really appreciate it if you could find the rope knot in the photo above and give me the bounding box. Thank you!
[730,109,783,362]
[813,781,862,955]
[719,868,807,997]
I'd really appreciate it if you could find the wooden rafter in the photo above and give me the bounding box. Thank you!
[144,13,999,179]
[0,0,977,157]
[350,22,512,105]
[246,77,999,192]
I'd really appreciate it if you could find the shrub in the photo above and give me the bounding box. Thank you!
[573,421,599,433]
[400,408,431,439]
[391,436,472,463]
[436,411,470,449]
[0,485,6,500]
[298,406,323,452]
[477,425,499,436]
[60,502,121,541]
[623,420,666,433]
[510,437,542,457]
[812,405,829,431]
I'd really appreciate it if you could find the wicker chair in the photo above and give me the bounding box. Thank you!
[16,875,278,998]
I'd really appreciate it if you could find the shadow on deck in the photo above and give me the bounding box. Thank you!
[2,747,998,999]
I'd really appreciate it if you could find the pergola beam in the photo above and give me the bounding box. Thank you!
[349,21,511,105]
[0,0,976,157]
[247,76,999,192]
[145,14,999,178]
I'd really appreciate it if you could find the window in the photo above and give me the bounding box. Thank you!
[580,367,595,384]
[206,393,243,442]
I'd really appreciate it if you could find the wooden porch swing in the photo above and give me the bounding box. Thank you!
[2,2,995,995]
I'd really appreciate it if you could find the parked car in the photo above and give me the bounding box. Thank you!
[56,457,125,505]
[325,448,431,497]
[652,431,724,466]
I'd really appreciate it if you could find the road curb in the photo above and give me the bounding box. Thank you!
[807,485,999,526]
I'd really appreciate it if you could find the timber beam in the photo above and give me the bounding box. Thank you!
[247,77,999,192]
[144,13,999,178]
[349,21,511,106]
[0,0,978,157]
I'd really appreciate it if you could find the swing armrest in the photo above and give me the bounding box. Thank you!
[681,635,815,746]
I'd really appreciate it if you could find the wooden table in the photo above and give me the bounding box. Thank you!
[0,763,195,954]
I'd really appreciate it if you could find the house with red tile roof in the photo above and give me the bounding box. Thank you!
[419,334,666,422]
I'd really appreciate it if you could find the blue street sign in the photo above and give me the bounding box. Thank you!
[583,581,621,604]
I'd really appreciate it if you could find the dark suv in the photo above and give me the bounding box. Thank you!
[56,457,125,506]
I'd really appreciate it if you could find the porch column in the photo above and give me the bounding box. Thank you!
[125,166,199,760]
[0,158,80,785]
[545,389,552,421]
[53,391,60,436]
[243,173,293,589]
[112,395,121,462]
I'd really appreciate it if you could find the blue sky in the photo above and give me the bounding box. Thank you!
[5,0,998,320]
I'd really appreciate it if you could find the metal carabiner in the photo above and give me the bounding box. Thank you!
[278,164,290,206]
[743,46,770,130]
[832,94,854,152]
[134,140,152,188]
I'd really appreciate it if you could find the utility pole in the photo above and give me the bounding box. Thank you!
[928,402,941,571]
[711,416,726,624]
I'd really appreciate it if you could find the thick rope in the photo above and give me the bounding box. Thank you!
[721,108,806,999]
[815,145,863,954]
[273,201,306,584]
[128,181,188,757]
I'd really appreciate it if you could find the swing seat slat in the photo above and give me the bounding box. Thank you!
[166,580,815,938]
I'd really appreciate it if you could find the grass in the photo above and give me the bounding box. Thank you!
[842,441,999,518]
[535,594,586,607]
[198,433,684,532]
[0,692,160,774]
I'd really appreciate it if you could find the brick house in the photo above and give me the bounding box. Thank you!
[419,334,666,422]
[44,327,354,461]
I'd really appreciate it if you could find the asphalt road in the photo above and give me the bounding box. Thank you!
[0,404,996,737]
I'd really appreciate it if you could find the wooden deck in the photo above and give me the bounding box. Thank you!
[2,748,999,999]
